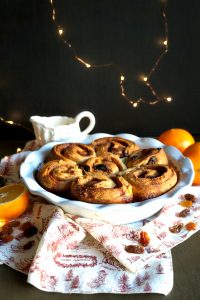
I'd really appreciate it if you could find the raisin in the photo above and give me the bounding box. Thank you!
[2,234,14,243]
[178,208,190,218]
[184,193,196,202]
[138,171,148,178]
[169,223,183,233]
[179,200,193,208]
[1,224,13,234]
[131,154,139,160]
[23,240,35,250]
[125,245,144,254]
[20,221,33,231]
[139,231,150,247]
[23,226,38,238]
[185,222,197,231]
[8,220,20,227]
[147,156,157,165]
[82,165,90,172]
[94,164,108,171]
[0,232,4,240]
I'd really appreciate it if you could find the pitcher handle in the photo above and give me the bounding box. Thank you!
[75,111,95,135]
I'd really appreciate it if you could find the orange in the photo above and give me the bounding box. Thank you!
[0,183,30,220]
[158,128,195,152]
[183,142,200,185]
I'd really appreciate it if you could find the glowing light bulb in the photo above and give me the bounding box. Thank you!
[86,63,91,68]
[76,56,91,68]
[143,77,148,82]
[6,121,14,124]
[163,40,168,46]
[52,9,55,20]
[16,148,22,153]
[58,29,63,35]
[166,97,172,102]
[133,102,138,108]
[120,75,125,81]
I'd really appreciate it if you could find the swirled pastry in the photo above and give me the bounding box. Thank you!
[37,160,83,194]
[82,154,126,176]
[70,174,133,204]
[91,137,140,158]
[123,164,178,202]
[49,143,96,164]
[126,148,168,168]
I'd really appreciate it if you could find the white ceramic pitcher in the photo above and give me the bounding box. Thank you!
[30,111,95,145]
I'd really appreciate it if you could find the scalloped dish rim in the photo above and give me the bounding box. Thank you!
[20,133,194,224]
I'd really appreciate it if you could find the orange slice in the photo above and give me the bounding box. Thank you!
[0,183,30,220]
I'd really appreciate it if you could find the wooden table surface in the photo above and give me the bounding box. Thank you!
[0,141,200,300]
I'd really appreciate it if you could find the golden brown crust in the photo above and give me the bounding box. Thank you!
[123,164,178,202]
[82,154,126,176]
[48,143,96,164]
[70,173,133,204]
[38,137,178,204]
[91,137,140,158]
[37,160,83,193]
[126,148,168,168]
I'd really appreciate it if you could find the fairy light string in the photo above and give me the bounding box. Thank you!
[0,117,33,156]
[49,0,172,108]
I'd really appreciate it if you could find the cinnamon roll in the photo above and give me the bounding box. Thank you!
[70,174,133,204]
[49,143,96,164]
[91,137,140,158]
[126,148,168,168]
[37,160,83,194]
[82,154,126,176]
[123,164,177,202]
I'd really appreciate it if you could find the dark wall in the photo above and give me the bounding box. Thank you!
[0,0,200,138]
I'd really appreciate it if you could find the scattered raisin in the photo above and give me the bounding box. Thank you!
[185,222,197,231]
[23,225,38,238]
[169,223,183,233]
[20,221,33,231]
[125,245,144,254]
[179,200,193,208]
[1,224,13,235]
[8,220,20,227]
[2,234,14,243]
[23,240,35,250]
[178,208,190,218]
[184,193,196,202]
[139,231,150,247]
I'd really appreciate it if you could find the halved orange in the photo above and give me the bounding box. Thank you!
[0,183,30,220]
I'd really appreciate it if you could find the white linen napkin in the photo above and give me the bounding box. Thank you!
[0,148,200,295]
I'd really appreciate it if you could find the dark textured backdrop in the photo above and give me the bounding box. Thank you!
[0,0,200,138]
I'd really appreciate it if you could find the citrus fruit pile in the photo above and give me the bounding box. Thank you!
[158,128,200,185]
[0,183,30,220]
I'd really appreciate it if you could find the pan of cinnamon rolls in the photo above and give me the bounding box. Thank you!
[20,133,194,224]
